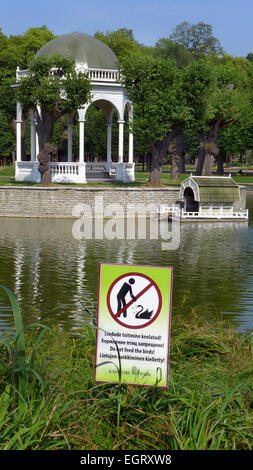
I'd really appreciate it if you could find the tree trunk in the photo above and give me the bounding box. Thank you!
[34,108,58,184]
[36,112,56,152]
[196,148,205,175]
[202,153,214,176]
[149,139,168,185]
[150,144,163,185]
[196,121,220,176]
[37,143,57,184]
[149,133,175,185]
[217,152,224,174]
[169,135,184,181]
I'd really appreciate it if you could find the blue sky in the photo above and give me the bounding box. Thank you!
[1,0,253,57]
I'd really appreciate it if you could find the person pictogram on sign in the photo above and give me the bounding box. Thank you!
[116,278,137,318]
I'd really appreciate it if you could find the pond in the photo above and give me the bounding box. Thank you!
[0,193,252,333]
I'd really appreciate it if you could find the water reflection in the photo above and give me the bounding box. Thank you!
[0,194,252,332]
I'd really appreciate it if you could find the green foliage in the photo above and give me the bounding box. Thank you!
[246,52,253,63]
[120,55,213,144]
[0,287,59,409]
[0,26,55,81]
[0,26,55,162]
[0,23,253,168]
[17,55,91,115]
[154,38,193,67]
[169,21,223,56]
[85,106,107,158]
[0,298,252,450]
[200,55,253,141]
[94,28,141,58]
[0,111,14,158]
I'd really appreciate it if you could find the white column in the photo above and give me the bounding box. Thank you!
[67,115,73,162]
[79,119,85,163]
[128,110,134,163]
[35,133,39,160]
[30,110,36,161]
[128,131,134,163]
[107,123,112,162]
[118,120,124,163]
[35,105,41,160]
[16,102,22,162]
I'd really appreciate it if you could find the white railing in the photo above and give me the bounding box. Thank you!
[16,66,120,84]
[157,205,248,220]
[50,162,86,183]
[181,210,248,219]
[87,68,119,83]
[51,162,79,176]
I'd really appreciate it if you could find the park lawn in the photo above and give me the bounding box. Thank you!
[0,166,15,177]
[0,165,253,187]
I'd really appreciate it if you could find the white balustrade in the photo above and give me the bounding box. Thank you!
[87,68,119,82]
[157,204,248,220]
[17,67,120,84]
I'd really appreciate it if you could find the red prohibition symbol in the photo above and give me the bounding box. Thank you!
[107,272,162,329]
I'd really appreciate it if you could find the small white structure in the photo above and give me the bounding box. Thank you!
[15,33,135,184]
[158,175,248,221]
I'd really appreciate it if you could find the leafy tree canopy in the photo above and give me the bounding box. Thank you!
[16,55,92,155]
[154,38,193,67]
[246,52,253,63]
[17,55,91,115]
[119,54,214,182]
[169,21,223,56]
[0,26,55,81]
[94,28,142,58]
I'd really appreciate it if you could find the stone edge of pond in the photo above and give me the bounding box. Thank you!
[0,185,179,191]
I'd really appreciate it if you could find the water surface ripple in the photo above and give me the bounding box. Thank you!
[0,194,252,332]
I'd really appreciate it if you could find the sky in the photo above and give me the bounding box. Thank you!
[1,0,253,57]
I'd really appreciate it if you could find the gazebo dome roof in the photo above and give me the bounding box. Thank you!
[35,32,118,69]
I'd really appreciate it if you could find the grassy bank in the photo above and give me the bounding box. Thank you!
[0,294,252,451]
[0,169,253,188]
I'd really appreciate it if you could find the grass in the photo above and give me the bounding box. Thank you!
[0,164,253,187]
[0,291,252,450]
[0,166,15,177]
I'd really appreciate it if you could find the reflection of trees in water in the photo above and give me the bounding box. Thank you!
[0,210,252,330]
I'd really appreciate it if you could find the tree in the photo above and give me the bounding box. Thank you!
[0,26,55,81]
[0,110,14,164]
[0,26,56,163]
[120,55,213,184]
[154,38,193,67]
[94,28,141,58]
[169,21,223,56]
[16,55,92,183]
[195,56,253,175]
[246,52,253,63]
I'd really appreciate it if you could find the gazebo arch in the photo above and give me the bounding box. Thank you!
[15,33,135,184]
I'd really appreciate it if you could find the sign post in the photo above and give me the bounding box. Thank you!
[95,263,173,388]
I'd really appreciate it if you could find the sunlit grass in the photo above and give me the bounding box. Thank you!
[0,290,252,450]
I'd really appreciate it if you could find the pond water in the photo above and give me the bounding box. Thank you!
[0,194,252,333]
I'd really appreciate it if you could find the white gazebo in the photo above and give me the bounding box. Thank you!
[15,33,135,184]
